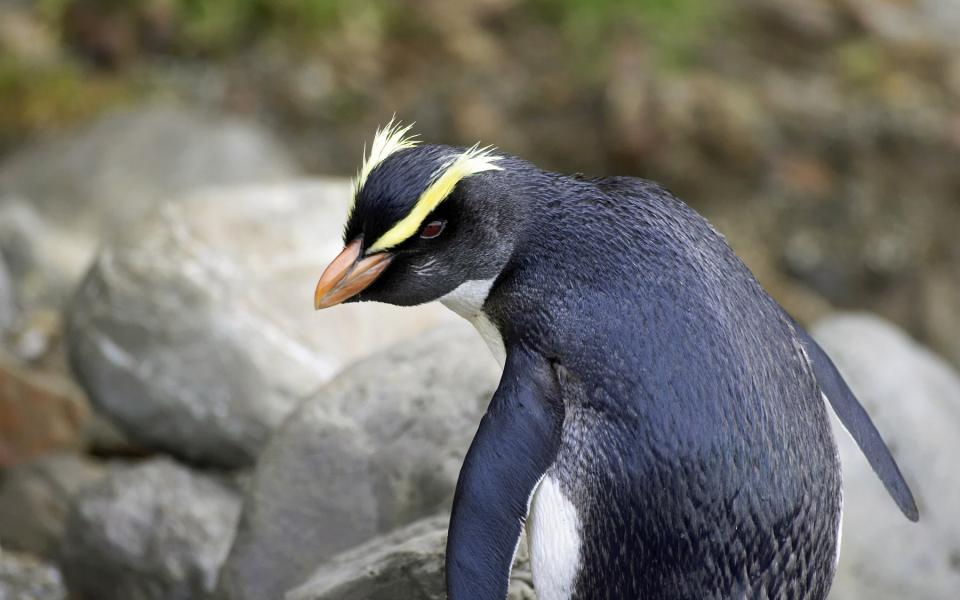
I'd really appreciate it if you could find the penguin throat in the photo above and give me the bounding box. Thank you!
[438,278,506,367]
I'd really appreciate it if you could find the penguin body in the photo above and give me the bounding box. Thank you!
[468,173,842,599]
[312,126,917,600]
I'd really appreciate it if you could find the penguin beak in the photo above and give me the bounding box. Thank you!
[314,238,393,309]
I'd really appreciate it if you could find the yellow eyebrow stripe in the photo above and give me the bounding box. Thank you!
[367,144,502,253]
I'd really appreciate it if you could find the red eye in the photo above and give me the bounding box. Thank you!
[420,220,446,239]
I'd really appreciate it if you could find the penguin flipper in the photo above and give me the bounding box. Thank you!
[792,319,920,521]
[446,348,564,599]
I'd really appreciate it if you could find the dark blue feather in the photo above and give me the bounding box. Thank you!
[792,319,919,521]
[446,348,564,599]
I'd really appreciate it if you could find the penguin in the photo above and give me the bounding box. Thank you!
[313,122,918,600]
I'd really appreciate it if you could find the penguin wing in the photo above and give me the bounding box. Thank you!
[791,317,919,521]
[446,347,564,599]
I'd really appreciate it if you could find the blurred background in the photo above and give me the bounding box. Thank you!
[0,1,958,599]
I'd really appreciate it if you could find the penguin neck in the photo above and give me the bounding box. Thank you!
[439,278,506,368]
[437,164,554,369]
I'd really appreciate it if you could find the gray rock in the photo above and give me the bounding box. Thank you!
[0,256,14,334]
[0,200,94,310]
[921,265,960,374]
[284,516,534,600]
[0,105,297,308]
[4,307,60,365]
[285,516,448,600]
[843,0,960,51]
[812,313,960,599]
[59,458,241,600]
[66,180,461,467]
[0,105,296,239]
[217,327,499,600]
[744,0,843,41]
[0,549,65,600]
[0,453,105,558]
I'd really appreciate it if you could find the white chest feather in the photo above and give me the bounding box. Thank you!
[527,476,582,600]
[439,278,505,367]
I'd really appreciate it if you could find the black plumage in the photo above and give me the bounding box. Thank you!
[484,168,842,598]
[320,143,917,600]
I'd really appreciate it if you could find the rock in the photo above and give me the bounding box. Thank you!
[0,453,105,558]
[217,327,499,600]
[811,313,960,599]
[0,105,296,236]
[284,516,534,600]
[0,200,88,310]
[0,105,298,308]
[59,458,242,600]
[745,0,844,42]
[284,516,448,600]
[0,256,14,334]
[0,549,66,600]
[82,412,140,458]
[65,180,462,468]
[4,308,62,368]
[921,266,960,372]
[0,352,91,467]
[0,4,59,65]
[842,0,960,52]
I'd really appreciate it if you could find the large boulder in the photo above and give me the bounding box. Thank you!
[812,313,960,599]
[66,180,461,467]
[0,549,66,600]
[59,458,242,600]
[285,516,534,600]
[217,327,499,600]
[0,105,297,309]
[0,453,105,558]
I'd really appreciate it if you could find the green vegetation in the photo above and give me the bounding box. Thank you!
[531,0,726,71]
[32,0,380,53]
[0,59,140,148]
[0,0,725,145]
[176,0,382,51]
[23,0,723,60]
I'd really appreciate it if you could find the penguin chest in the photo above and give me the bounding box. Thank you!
[526,475,583,600]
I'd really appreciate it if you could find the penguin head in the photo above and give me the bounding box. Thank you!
[314,122,518,309]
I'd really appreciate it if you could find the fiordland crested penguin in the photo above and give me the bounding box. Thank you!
[313,122,918,600]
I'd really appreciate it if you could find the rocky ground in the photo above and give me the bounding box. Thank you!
[0,103,956,599]
[0,1,959,598]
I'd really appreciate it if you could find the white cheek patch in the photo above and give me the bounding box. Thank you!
[527,476,582,600]
[439,278,495,317]
[439,278,506,367]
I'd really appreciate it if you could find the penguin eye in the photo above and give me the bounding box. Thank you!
[419,220,446,239]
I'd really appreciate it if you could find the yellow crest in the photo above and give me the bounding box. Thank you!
[353,119,419,201]
[367,143,502,253]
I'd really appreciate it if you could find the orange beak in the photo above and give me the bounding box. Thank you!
[314,238,393,309]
